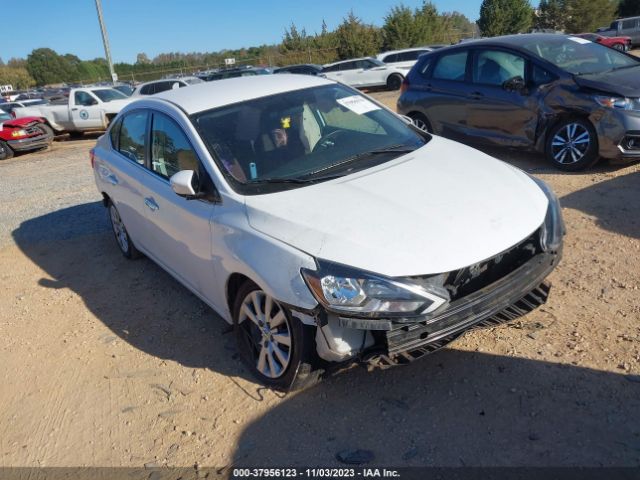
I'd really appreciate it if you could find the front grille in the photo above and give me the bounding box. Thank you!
[25,125,43,136]
[369,282,550,368]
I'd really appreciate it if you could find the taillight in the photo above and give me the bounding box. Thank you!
[90,148,95,169]
[400,77,409,94]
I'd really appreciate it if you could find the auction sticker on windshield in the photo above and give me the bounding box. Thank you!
[567,36,592,44]
[336,95,380,115]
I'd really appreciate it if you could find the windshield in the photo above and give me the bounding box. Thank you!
[91,88,128,102]
[193,84,427,194]
[0,112,11,122]
[522,36,639,75]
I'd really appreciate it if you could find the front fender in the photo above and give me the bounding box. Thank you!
[210,202,319,321]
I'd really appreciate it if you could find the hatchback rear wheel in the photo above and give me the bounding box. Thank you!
[409,112,432,133]
[545,119,599,171]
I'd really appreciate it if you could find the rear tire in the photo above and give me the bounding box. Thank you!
[387,73,403,91]
[408,112,432,133]
[0,140,14,160]
[107,201,141,259]
[545,118,599,171]
[233,280,321,391]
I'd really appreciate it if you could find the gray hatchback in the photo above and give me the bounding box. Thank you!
[398,34,640,171]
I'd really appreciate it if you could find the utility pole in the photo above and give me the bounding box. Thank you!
[94,0,117,84]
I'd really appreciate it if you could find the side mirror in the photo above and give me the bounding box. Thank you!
[170,170,199,198]
[503,76,526,93]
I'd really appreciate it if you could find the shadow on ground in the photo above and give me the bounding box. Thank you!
[12,202,250,384]
[561,169,640,240]
[11,201,640,467]
[232,350,640,466]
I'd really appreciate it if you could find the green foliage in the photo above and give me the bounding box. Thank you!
[619,0,640,16]
[381,2,476,51]
[535,0,567,31]
[0,66,36,89]
[478,0,533,36]
[335,11,383,59]
[564,0,618,33]
[382,5,420,50]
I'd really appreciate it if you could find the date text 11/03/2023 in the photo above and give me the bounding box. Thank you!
[232,467,401,478]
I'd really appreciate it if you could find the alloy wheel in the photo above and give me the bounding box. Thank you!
[109,205,129,253]
[238,290,291,379]
[551,123,590,165]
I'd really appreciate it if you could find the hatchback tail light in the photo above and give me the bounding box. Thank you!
[90,148,95,169]
[400,77,409,94]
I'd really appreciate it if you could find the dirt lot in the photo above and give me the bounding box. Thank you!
[1,93,639,469]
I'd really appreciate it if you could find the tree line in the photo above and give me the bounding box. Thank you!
[1,0,638,89]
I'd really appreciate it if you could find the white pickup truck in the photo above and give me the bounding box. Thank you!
[13,87,134,134]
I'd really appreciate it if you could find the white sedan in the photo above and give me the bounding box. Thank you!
[92,75,563,390]
[320,57,406,90]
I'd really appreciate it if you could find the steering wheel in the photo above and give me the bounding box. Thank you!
[312,129,347,152]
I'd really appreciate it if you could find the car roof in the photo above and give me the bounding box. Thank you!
[323,57,375,67]
[377,47,433,57]
[152,74,333,114]
[443,33,579,49]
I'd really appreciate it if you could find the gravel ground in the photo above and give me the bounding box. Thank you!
[1,98,639,469]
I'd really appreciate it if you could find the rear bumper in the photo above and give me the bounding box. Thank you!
[367,250,560,366]
[7,133,52,151]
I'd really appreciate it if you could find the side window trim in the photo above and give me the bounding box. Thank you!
[114,108,150,168]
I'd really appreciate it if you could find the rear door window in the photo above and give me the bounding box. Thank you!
[622,19,637,30]
[432,51,468,81]
[118,111,148,165]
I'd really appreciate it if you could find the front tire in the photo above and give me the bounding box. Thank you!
[0,140,14,160]
[108,201,141,259]
[545,118,599,171]
[408,112,432,133]
[233,281,320,391]
[387,73,403,91]
[613,43,625,51]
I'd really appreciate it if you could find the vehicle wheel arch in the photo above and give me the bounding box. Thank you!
[226,272,255,318]
[538,111,595,149]
[406,111,433,133]
[101,192,111,208]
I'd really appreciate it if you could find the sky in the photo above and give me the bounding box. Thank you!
[2,0,482,64]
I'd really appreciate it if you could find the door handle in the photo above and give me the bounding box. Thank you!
[144,197,159,212]
[71,108,78,111]
[468,92,484,100]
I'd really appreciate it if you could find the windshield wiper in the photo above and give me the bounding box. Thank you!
[300,144,418,179]
[246,174,344,185]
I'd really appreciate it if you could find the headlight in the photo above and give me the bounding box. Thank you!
[530,176,565,253]
[11,129,27,137]
[301,260,449,317]
[594,95,640,111]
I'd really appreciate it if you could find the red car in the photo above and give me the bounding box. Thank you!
[575,33,632,51]
[0,111,53,160]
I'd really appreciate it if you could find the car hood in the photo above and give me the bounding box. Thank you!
[575,66,640,97]
[0,116,43,129]
[244,136,548,277]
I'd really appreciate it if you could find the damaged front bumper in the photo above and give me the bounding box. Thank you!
[311,248,560,368]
